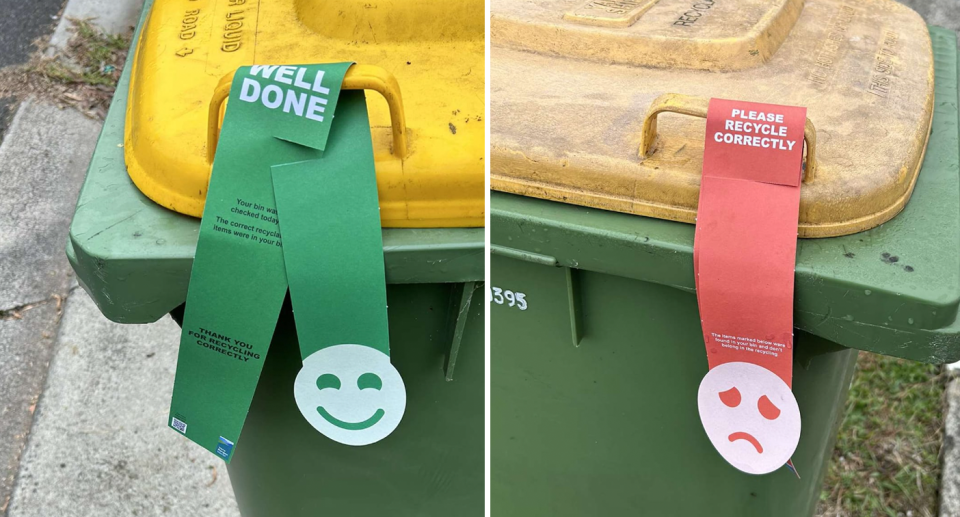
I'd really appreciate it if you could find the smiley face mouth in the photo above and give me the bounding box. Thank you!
[728,432,763,454]
[317,407,385,431]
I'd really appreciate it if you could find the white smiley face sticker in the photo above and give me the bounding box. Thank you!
[294,344,406,446]
[697,362,801,475]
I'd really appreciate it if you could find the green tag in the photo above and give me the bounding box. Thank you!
[274,91,406,446]
[271,93,389,359]
[168,63,351,462]
[237,63,353,150]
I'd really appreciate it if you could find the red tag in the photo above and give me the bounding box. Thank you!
[693,99,806,476]
[701,99,806,187]
[694,99,806,387]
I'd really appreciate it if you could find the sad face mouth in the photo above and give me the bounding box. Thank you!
[728,431,763,453]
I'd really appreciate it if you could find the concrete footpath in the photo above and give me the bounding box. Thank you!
[0,0,239,515]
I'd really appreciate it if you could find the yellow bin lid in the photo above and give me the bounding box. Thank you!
[490,0,934,238]
[125,0,484,228]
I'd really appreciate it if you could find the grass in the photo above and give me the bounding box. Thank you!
[42,19,129,88]
[0,18,132,119]
[819,352,946,517]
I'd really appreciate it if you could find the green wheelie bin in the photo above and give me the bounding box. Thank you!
[490,0,960,513]
[67,1,485,515]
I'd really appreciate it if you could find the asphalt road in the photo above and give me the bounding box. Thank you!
[0,0,64,68]
[0,0,66,140]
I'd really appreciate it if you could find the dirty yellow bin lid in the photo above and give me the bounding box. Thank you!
[490,0,934,238]
[125,0,484,228]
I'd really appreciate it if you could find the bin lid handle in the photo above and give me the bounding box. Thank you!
[638,93,818,182]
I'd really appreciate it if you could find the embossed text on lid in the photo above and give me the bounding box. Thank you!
[563,0,659,28]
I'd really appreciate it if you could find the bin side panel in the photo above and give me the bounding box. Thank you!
[490,255,857,516]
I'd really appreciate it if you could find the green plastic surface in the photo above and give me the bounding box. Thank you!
[491,26,958,517]
[492,27,960,365]
[491,258,855,516]
[66,0,483,324]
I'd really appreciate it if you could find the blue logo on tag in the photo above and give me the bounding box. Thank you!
[215,437,234,459]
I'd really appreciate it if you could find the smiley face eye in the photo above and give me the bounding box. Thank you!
[719,387,741,407]
[357,372,383,390]
[758,395,781,420]
[316,374,341,391]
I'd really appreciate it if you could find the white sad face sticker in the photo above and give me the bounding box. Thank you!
[294,344,406,446]
[697,362,801,475]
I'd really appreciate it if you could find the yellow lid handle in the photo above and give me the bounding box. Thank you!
[638,93,818,182]
[207,64,408,164]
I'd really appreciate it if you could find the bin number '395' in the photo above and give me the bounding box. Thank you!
[488,286,528,310]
